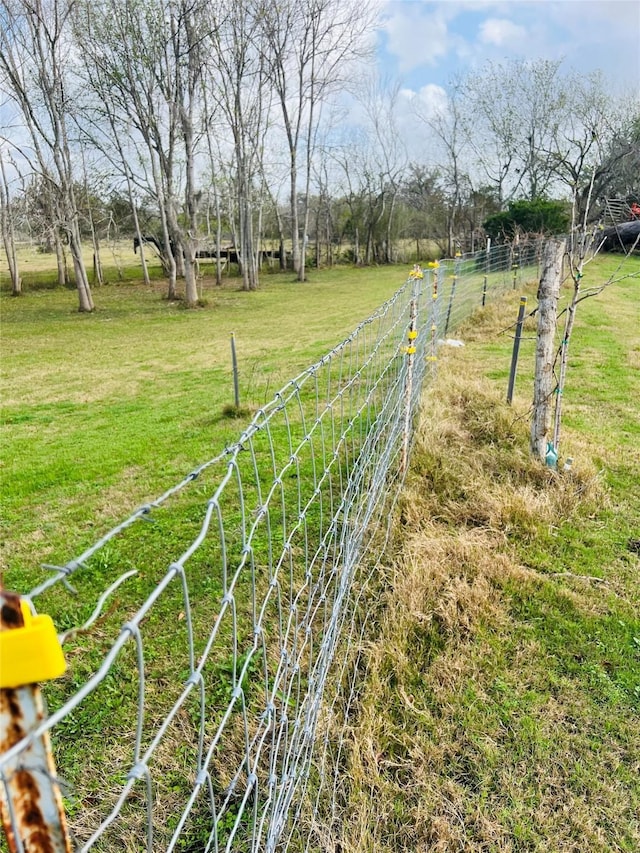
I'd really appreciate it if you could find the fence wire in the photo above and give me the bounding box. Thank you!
[1,241,543,852]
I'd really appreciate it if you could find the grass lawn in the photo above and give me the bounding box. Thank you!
[2,261,422,849]
[0,251,638,851]
[0,265,409,594]
[337,254,640,852]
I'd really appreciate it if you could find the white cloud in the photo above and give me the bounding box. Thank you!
[478,17,527,46]
[414,83,450,118]
[378,1,640,96]
[380,6,454,71]
[394,84,451,162]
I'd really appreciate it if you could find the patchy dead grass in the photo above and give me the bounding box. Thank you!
[331,329,640,851]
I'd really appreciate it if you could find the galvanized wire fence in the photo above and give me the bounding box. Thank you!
[1,240,543,852]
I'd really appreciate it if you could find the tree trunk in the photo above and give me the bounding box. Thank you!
[54,231,67,287]
[129,189,151,287]
[84,175,103,286]
[531,238,565,460]
[154,175,177,299]
[290,165,300,276]
[0,157,21,295]
[183,246,199,305]
[386,191,398,263]
[214,181,223,286]
[68,225,94,312]
[273,202,286,270]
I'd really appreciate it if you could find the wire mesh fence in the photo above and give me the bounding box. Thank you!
[1,240,543,852]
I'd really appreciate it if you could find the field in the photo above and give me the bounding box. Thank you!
[338,256,640,851]
[0,263,407,593]
[1,257,425,849]
[0,250,639,850]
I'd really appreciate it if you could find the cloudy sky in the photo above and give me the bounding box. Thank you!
[377,0,640,96]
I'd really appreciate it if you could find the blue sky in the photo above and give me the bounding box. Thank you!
[377,0,640,95]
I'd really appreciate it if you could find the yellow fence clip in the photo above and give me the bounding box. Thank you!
[0,599,67,688]
[407,330,418,341]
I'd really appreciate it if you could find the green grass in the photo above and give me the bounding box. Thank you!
[0,266,408,591]
[1,260,416,850]
[1,252,638,850]
[333,254,640,852]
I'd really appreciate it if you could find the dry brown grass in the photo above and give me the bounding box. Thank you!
[326,346,639,853]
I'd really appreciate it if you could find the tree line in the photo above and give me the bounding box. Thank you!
[1,0,638,310]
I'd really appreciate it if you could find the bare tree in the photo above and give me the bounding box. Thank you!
[0,0,94,310]
[460,62,523,208]
[256,0,375,281]
[0,150,21,294]
[207,0,270,291]
[77,0,209,305]
[550,158,640,454]
[460,60,567,209]
[544,72,637,224]
[359,77,408,263]
[413,80,468,256]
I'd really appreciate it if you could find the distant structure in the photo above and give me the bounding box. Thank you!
[596,197,640,253]
[602,197,632,227]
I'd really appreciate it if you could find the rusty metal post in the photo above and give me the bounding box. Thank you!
[444,258,459,337]
[0,590,72,853]
[425,264,440,383]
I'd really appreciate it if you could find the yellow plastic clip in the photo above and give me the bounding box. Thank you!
[407,330,418,340]
[405,346,416,354]
[0,599,66,688]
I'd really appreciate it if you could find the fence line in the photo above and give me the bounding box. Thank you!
[1,240,543,852]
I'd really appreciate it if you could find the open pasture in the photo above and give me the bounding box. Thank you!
[0,251,637,850]
[336,255,640,852]
[1,264,410,591]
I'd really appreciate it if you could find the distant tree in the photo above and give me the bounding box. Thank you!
[413,79,470,256]
[360,77,408,263]
[207,0,270,291]
[460,61,526,207]
[0,0,94,310]
[77,0,209,304]
[256,0,376,281]
[460,185,501,252]
[542,73,608,225]
[400,164,448,255]
[483,199,570,241]
[0,152,21,294]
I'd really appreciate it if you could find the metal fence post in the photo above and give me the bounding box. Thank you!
[0,590,71,853]
[506,296,527,404]
[400,267,421,476]
[426,263,439,374]
[230,332,240,408]
[482,238,491,307]
[444,255,460,337]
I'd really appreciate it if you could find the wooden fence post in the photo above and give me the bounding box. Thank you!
[0,590,70,853]
[530,239,565,462]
